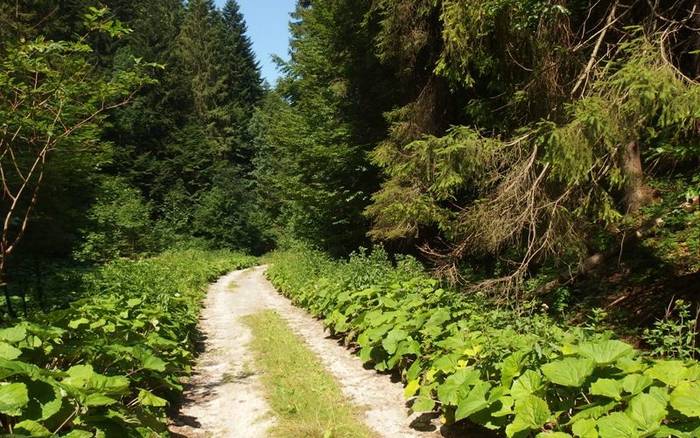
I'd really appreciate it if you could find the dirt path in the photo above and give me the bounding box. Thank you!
[171,266,442,438]
[170,270,276,437]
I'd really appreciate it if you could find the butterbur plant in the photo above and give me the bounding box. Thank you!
[0,250,256,436]
[268,247,700,437]
[644,300,700,360]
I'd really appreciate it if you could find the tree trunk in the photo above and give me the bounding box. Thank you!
[693,6,700,80]
[622,141,653,213]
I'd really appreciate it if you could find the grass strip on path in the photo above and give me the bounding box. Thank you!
[244,310,377,438]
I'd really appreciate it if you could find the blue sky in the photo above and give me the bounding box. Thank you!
[216,0,297,85]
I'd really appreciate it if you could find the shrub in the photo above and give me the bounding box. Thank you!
[267,246,700,437]
[0,250,256,436]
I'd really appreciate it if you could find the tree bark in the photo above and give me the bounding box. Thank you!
[693,6,700,80]
[622,141,653,213]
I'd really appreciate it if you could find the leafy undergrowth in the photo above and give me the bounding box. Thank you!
[266,247,700,438]
[244,310,375,438]
[0,250,256,437]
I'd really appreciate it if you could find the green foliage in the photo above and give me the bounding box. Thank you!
[0,4,156,276]
[251,92,373,254]
[75,178,157,263]
[637,177,700,275]
[251,0,397,255]
[136,0,265,251]
[436,0,570,87]
[367,35,700,288]
[0,250,256,436]
[1,0,266,265]
[643,300,700,361]
[267,247,700,436]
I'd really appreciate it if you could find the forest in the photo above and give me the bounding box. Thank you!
[0,0,699,437]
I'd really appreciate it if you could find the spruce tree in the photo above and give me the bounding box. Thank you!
[218,0,263,161]
[221,0,263,108]
[175,0,229,147]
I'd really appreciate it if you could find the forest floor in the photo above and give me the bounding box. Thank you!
[169,266,444,437]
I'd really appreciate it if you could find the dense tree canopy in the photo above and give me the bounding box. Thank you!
[252,0,700,302]
[2,0,699,310]
[0,0,265,279]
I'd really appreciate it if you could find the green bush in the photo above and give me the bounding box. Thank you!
[0,250,256,436]
[267,246,700,437]
[75,178,158,263]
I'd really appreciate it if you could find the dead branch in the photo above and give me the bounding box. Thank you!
[572,0,620,96]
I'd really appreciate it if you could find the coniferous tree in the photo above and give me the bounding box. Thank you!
[251,0,394,255]
[175,0,229,147]
[219,0,264,161]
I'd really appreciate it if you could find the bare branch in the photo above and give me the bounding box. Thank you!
[572,0,620,96]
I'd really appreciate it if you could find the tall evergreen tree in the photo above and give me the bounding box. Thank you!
[251,0,396,255]
[219,0,264,161]
[175,0,229,148]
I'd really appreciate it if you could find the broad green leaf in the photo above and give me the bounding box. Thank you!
[572,418,598,438]
[590,378,623,400]
[438,334,467,351]
[511,370,543,399]
[597,412,638,438]
[137,389,168,407]
[62,430,93,438]
[0,326,27,343]
[500,351,527,386]
[436,368,480,405]
[126,298,142,308]
[654,424,700,438]
[412,396,435,413]
[406,360,423,382]
[577,340,634,365]
[615,357,645,374]
[424,308,451,328]
[455,381,490,421]
[25,380,62,421]
[359,345,372,363]
[84,393,117,407]
[492,396,514,417]
[18,335,42,349]
[570,401,617,422]
[648,386,670,407]
[536,433,572,438]
[0,359,42,380]
[97,375,130,395]
[88,319,106,330]
[686,364,700,381]
[67,364,94,380]
[541,358,595,387]
[432,354,461,373]
[626,393,666,432]
[63,365,129,395]
[621,374,653,396]
[404,379,420,398]
[140,354,167,372]
[561,343,578,356]
[0,342,22,360]
[14,420,51,437]
[68,318,90,329]
[506,395,551,437]
[382,329,408,354]
[670,381,700,418]
[645,361,688,387]
[0,382,29,416]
